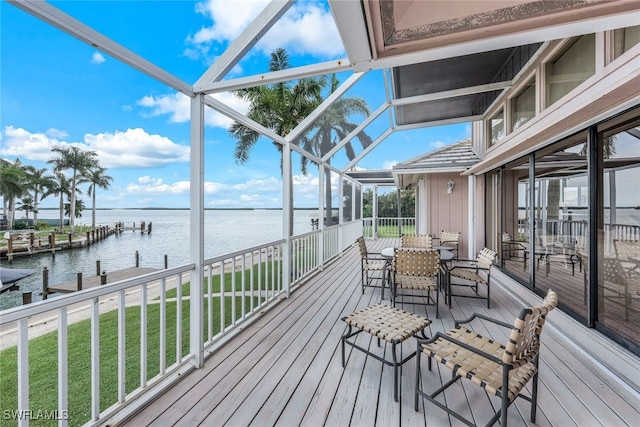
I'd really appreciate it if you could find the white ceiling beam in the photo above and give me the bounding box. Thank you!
[194,0,294,87]
[343,128,393,172]
[285,72,364,143]
[195,59,353,94]
[352,11,640,73]
[392,81,512,106]
[327,0,372,63]
[8,0,193,96]
[394,116,484,132]
[203,96,285,145]
[322,102,389,162]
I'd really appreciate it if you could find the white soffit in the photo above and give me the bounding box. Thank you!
[328,0,373,64]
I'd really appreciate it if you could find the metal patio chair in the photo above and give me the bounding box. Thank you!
[447,247,497,308]
[401,233,433,248]
[415,289,559,427]
[391,247,440,318]
[356,236,388,295]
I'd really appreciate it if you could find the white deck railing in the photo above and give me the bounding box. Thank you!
[362,217,416,238]
[0,221,365,426]
[0,265,195,427]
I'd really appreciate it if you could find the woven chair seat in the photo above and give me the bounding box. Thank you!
[364,259,388,271]
[342,303,431,344]
[422,327,538,402]
[394,274,437,291]
[449,268,486,284]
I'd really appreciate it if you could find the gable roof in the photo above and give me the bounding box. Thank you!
[392,139,480,188]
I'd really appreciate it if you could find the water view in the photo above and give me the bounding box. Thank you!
[0,209,316,310]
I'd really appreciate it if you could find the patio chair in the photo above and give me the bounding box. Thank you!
[356,236,388,295]
[401,233,433,248]
[391,247,440,318]
[447,247,497,308]
[581,254,632,320]
[501,232,526,261]
[434,230,460,259]
[613,239,640,275]
[415,289,558,427]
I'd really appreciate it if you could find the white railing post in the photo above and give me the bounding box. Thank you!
[282,141,292,297]
[17,318,28,427]
[58,307,68,427]
[190,94,204,367]
[318,165,325,270]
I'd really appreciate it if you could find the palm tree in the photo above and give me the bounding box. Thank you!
[84,167,113,229]
[41,172,72,230]
[0,159,27,230]
[64,198,85,220]
[48,146,98,233]
[23,166,54,224]
[300,74,372,224]
[17,195,36,227]
[230,48,325,235]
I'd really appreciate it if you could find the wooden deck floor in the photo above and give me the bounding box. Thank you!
[124,238,640,427]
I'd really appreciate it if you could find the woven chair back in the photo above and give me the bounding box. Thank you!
[502,289,558,365]
[401,234,433,249]
[476,248,497,270]
[440,230,460,244]
[613,239,640,262]
[392,248,439,277]
[356,236,368,258]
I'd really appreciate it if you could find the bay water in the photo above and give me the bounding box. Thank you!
[0,209,317,310]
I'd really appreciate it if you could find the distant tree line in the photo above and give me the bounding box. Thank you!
[363,188,415,218]
[0,146,112,232]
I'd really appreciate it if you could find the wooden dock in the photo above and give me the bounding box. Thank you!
[46,267,159,294]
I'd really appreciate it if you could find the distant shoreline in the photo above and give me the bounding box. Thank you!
[35,207,321,211]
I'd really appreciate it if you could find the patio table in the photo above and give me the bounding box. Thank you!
[524,247,556,276]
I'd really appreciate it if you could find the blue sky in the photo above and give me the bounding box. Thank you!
[1,0,470,210]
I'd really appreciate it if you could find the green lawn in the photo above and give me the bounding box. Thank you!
[0,283,262,426]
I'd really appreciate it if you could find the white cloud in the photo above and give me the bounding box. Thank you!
[382,160,398,169]
[91,52,106,64]
[186,0,342,65]
[0,126,190,168]
[137,91,249,129]
[84,128,190,168]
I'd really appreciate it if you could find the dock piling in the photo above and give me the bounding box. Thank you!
[100,270,107,285]
[96,260,101,276]
[77,273,83,291]
[22,292,32,305]
[135,250,139,267]
[42,266,49,300]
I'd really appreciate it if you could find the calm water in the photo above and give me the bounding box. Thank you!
[0,209,316,310]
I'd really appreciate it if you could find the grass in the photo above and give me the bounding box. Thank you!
[363,224,416,237]
[0,271,267,426]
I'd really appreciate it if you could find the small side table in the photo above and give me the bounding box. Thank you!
[341,304,431,402]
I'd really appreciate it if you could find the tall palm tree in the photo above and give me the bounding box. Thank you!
[48,146,98,233]
[0,159,27,230]
[41,172,72,230]
[84,167,113,229]
[230,48,325,235]
[24,166,54,224]
[17,195,36,226]
[300,74,372,224]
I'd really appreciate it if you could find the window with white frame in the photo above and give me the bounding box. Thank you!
[511,78,536,132]
[489,108,505,146]
[547,34,595,106]
[614,25,640,58]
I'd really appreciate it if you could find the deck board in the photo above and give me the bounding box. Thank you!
[123,238,640,427]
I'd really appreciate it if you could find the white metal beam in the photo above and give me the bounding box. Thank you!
[203,96,285,145]
[195,0,294,87]
[394,115,484,132]
[391,81,512,107]
[194,59,352,94]
[8,0,193,96]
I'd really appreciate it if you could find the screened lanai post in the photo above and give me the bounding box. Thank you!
[318,163,325,270]
[190,93,205,367]
[282,141,292,297]
[397,190,402,236]
[373,185,379,238]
